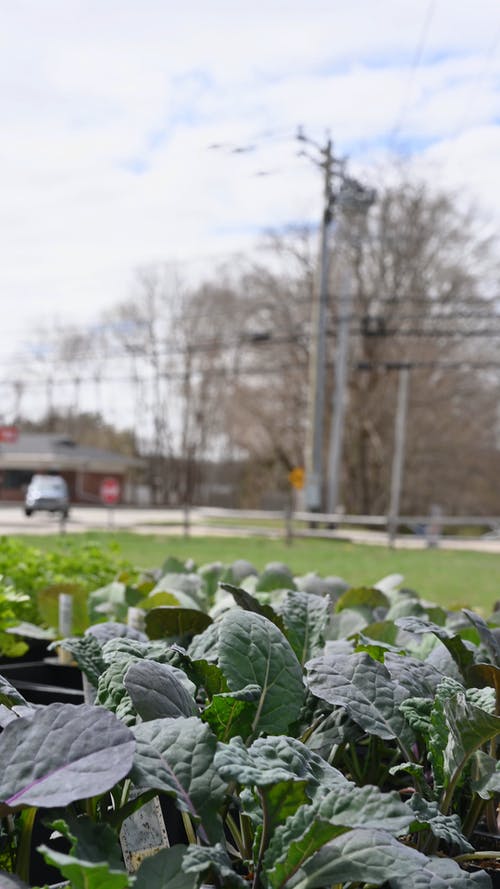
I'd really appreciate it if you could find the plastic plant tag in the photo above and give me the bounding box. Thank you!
[120,792,169,873]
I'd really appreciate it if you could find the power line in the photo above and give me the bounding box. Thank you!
[388,0,437,149]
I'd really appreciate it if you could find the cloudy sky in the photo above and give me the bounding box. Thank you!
[2,0,500,418]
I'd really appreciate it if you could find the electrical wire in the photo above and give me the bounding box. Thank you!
[387,0,437,149]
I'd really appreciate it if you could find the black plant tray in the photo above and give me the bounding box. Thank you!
[0,658,84,705]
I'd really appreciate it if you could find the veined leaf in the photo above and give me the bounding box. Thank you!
[306,652,415,754]
[131,716,226,843]
[218,610,304,734]
[439,681,500,811]
[265,786,417,889]
[395,617,475,677]
[0,703,135,810]
[214,735,347,794]
[188,621,221,663]
[57,633,105,688]
[201,685,260,741]
[389,855,492,888]
[276,590,330,667]
[407,794,473,853]
[124,660,198,720]
[384,652,445,698]
[289,829,430,889]
[220,582,285,631]
[145,607,212,640]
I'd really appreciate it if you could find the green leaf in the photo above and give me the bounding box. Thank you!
[471,750,500,799]
[289,829,429,889]
[441,686,500,803]
[256,565,296,592]
[131,716,226,843]
[276,590,330,667]
[187,621,221,662]
[389,855,493,888]
[468,663,500,714]
[400,697,433,735]
[220,582,285,630]
[214,735,347,794]
[395,617,475,677]
[37,845,131,889]
[463,608,500,666]
[407,794,473,853]
[134,842,246,889]
[146,607,212,640]
[181,842,247,888]
[306,652,415,753]
[0,703,135,809]
[181,656,229,698]
[134,845,198,889]
[335,585,389,614]
[57,633,105,688]
[124,660,198,720]
[150,572,206,609]
[161,556,191,574]
[0,673,29,708]
[88,580,129,624]
[384,652,445,698]
[201,686,259,741]
[50,812,125,868]
[217,610,304,734]
[261,780,311,836]
[97,637,189,723]
[265,786,416,889]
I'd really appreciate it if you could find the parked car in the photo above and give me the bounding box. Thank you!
[24,474,70,518]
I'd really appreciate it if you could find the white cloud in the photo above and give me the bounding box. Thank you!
[1,0,500,390]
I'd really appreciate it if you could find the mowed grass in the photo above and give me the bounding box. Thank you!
[10,530,500,614]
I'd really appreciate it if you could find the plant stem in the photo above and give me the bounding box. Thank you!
[462,794,487,838]
[252,790,270,889]
[15,807,37,883]
[299,713,328,745]
[182,811,198,845]
[240,811,254,860]
[455,850,500,862]
[225,811,244,858]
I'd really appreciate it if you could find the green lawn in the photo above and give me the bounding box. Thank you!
[10,530,500,614]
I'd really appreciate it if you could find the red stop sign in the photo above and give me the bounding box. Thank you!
[100,477,121,505]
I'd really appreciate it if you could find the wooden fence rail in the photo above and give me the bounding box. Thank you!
[196,507,500,547]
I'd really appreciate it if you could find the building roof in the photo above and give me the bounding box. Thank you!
[0,434,144,472]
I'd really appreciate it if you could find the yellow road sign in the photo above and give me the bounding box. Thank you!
[288,467,305,490]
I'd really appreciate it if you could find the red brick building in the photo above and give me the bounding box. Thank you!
[0,434,144,504]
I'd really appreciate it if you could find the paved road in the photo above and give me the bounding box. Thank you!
[0,504,499,552]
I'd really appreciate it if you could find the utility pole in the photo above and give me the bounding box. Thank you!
[300,128,338,511]
[388,364,411,546]
[326,179,376,516]
[326,266,351,515]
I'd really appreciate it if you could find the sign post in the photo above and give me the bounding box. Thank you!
[285,467,305,545]
[100,477,121,527]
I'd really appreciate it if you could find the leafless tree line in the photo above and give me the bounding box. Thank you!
[22,171,500,514]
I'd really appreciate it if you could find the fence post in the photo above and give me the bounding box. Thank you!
[388,366,410,547]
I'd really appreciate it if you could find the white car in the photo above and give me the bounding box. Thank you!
[24,474,70,518]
